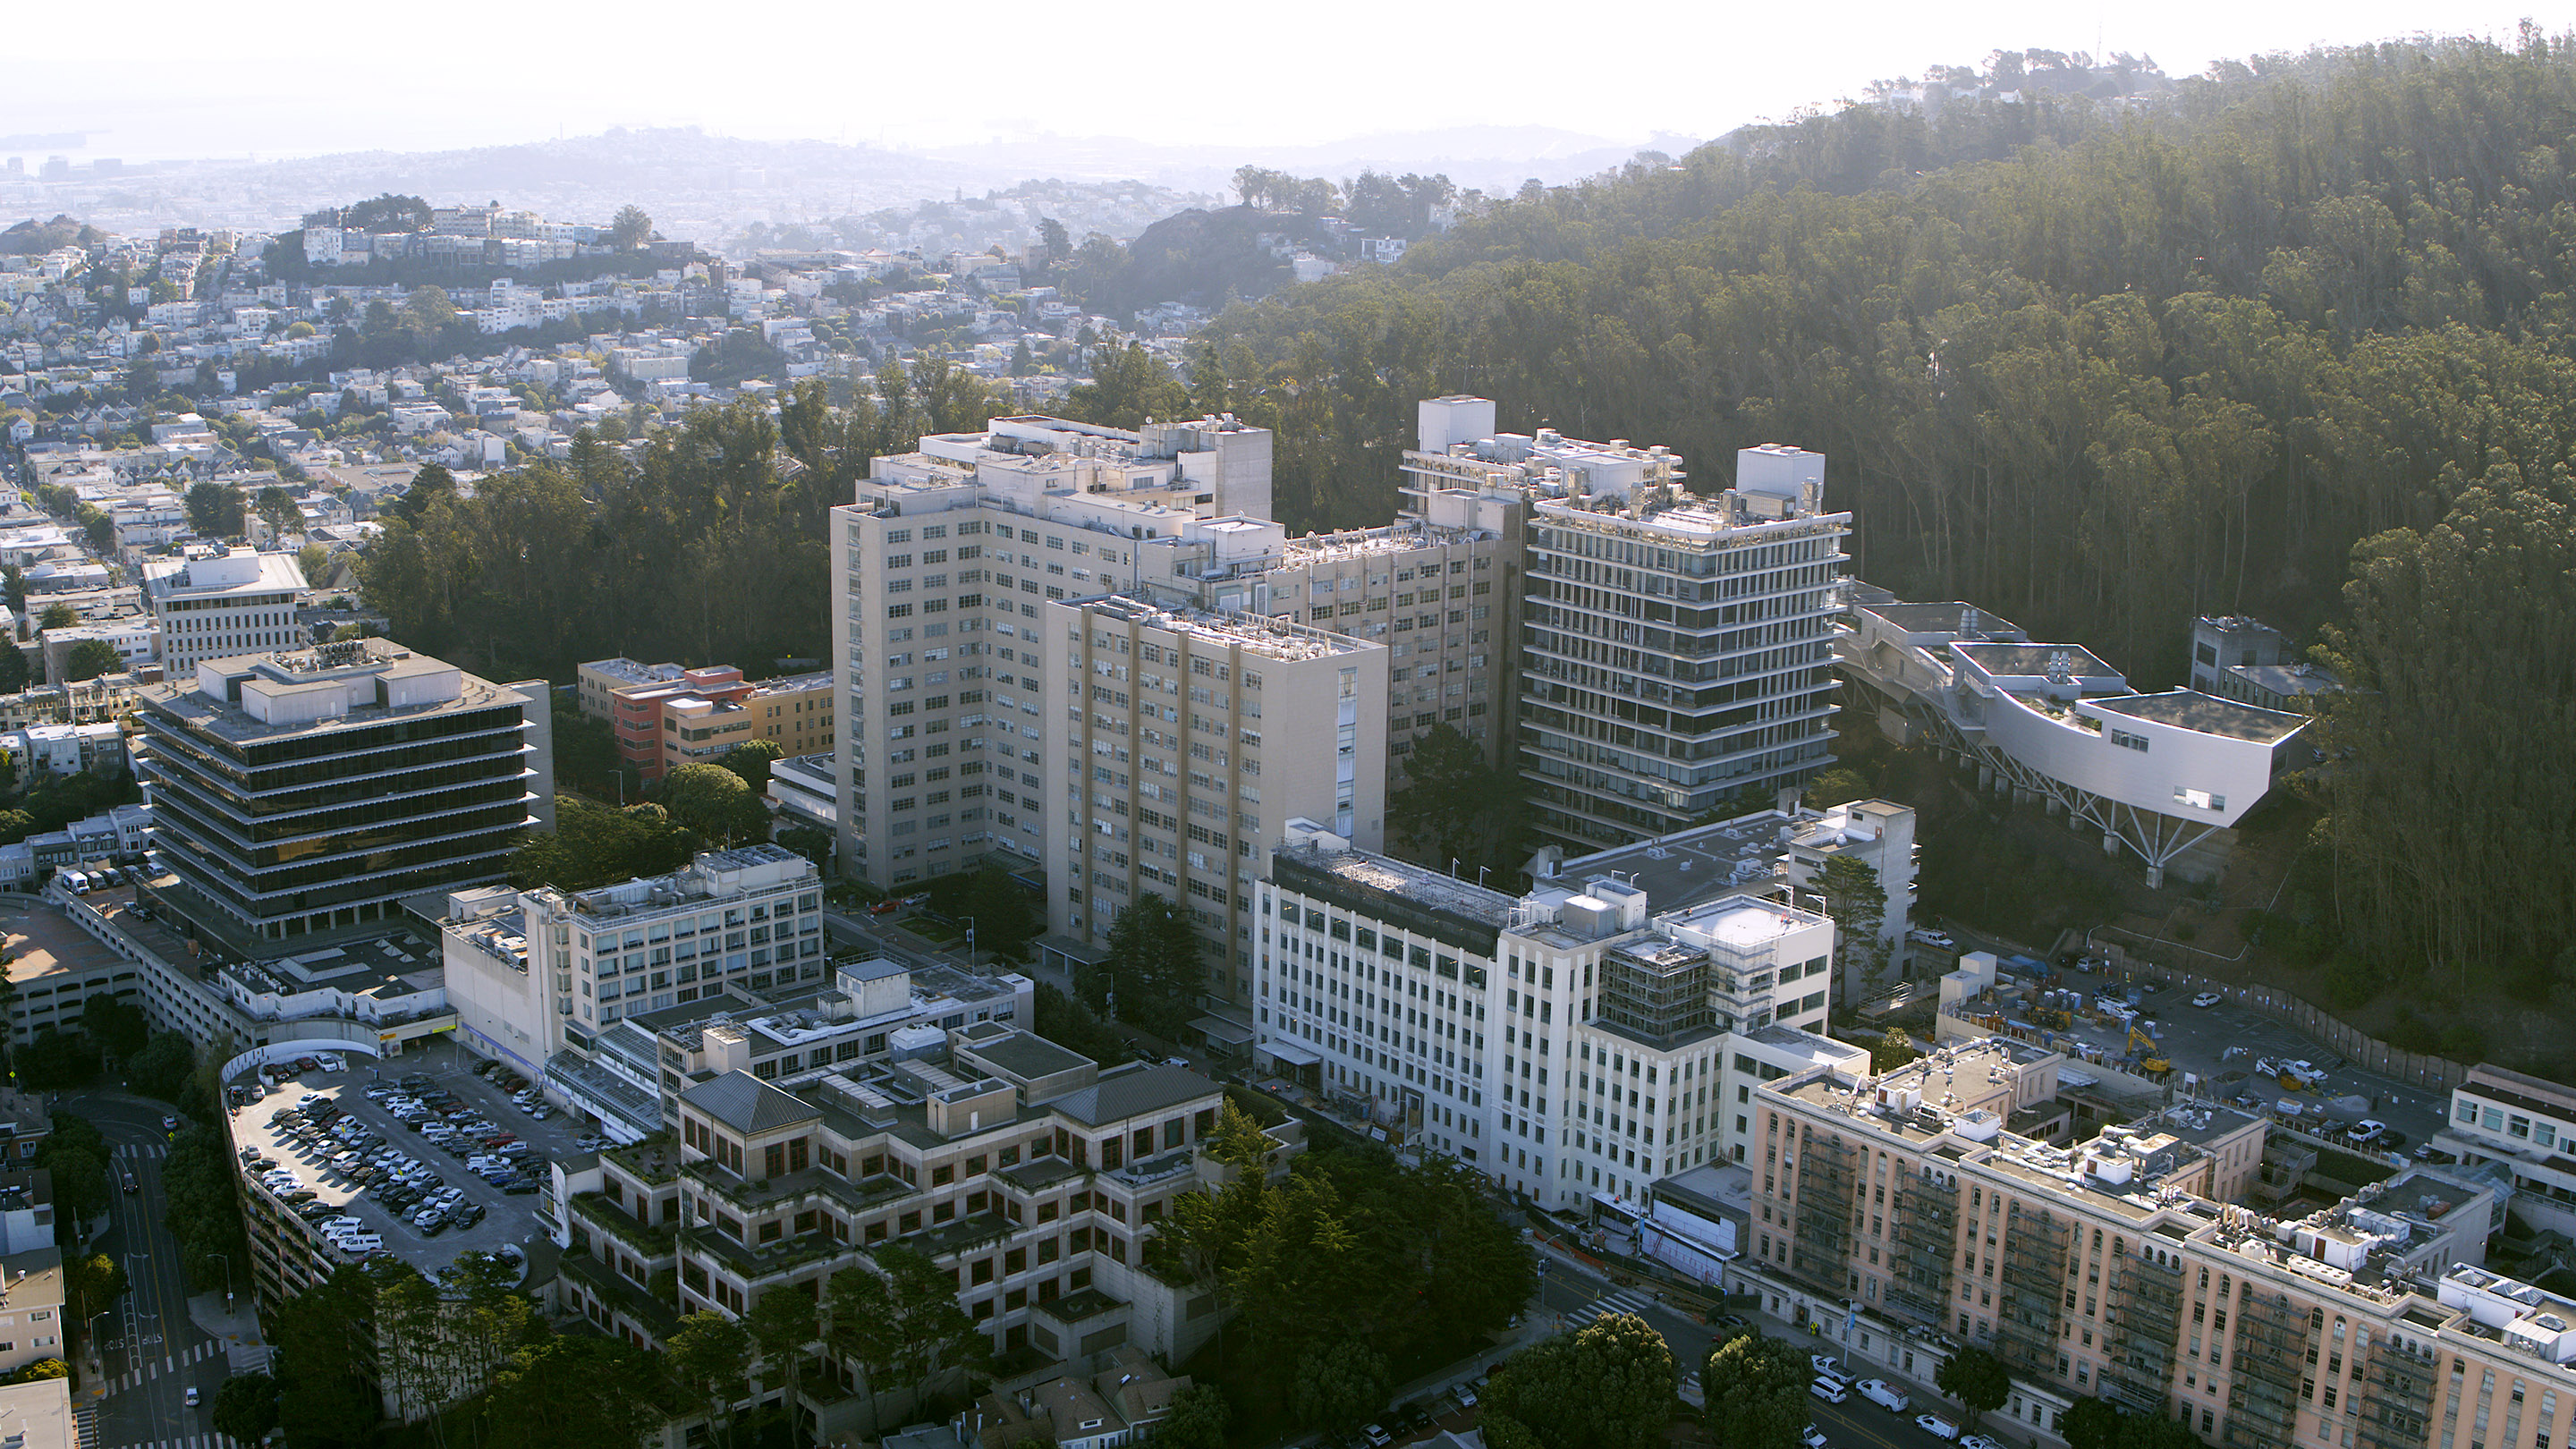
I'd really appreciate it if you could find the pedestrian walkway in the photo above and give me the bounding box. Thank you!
[111,1143,166,1161]
[72,1400,97,1448]
[102,1338,223,1394]
[97,1436,244,1449]
[1562,1287,1661,1332]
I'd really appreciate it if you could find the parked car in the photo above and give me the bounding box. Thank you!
[1809,1379,1848,1405]
[1858,1381,1910,1413]
[1913,1414,1960,1440]
[2191,991,2223,1007]
[1801,1429,1828,1449]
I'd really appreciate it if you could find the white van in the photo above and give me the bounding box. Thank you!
[1809,1378,1849,1405]
[60,872,89,894]
[1858,1380,1911,1413]
[330,1233,385,1254]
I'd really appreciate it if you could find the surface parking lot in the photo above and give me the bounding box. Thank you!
[230,1051,586,1271]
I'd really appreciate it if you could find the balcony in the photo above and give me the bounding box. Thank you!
[568,1191,678,1260]
[682,1157,918,1217]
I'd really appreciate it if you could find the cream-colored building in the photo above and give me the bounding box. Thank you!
[1751,1039,2561,1449]
[1044,597,1387,1020]
[828,412,1275,892]
[141,546,308,674]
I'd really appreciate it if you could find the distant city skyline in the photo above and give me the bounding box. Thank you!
[4,2,2553,167]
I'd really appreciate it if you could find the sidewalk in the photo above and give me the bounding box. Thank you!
[185,1290,273,1374]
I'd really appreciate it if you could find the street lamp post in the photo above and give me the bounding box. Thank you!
[961,916,976,966]
[210,1252,232,1315]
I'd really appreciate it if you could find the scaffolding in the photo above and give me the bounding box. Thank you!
[2099,1252,2187,1416]
[1885,1168,1958,1327]
[1994,1204,2071,1380]
[1789,1131,1857,1296]
[2352,1335,2437,1449]
[2224,1291,2313,1448]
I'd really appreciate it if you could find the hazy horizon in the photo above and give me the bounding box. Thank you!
[5,1,2555,167]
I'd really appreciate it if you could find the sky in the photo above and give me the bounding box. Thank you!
[3,0,2557,163]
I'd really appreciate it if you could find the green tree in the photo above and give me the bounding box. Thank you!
[3,565,26,611]
[1817,853,1890,994]
[4,1359,65,1384]
[485,1333,667,1449]
[61,638,121,683]
[823,1261,903,1424]
[1936,1345,2012,1431]
[1097,894,1201,1036]
[611,206,655,251]
[254,484,303,539]
[2061,1397,2124,1449]
[657,763,771,846]
[510,798,696,892]
[394,462,458,521]
[1487,1314,1674,1449]
[1155,1385,1231,1449]
[665,1310,754,1449]
[128,1030,197,1101]
[926,863,1037,962]
[775,825,833,869]
[36,604,73,631]
[211,1370,280,1445]
[183,482,244,538]
[298,543,332,587]
[1869,1030,1922,1074]
[1699,1331,1811,1449]
[76,994,148,1061]
[715,738,784,792]
[745,1285,818,1420]
[64,1251,125,1326]
[0,647,23,695]
[1294,1338,1389,1433]
[17,1029,99,1093]
[1386,722,1528,880]
[274,1261,394,1449]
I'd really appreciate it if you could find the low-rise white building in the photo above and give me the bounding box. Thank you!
[1254,818,1865,1211]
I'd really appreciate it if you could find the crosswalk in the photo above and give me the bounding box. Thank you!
[1563,1286,1660,1330]
[102,1338,224,1394]
[72,1400,96,1449]
[1563,1290,1703,1400]
[113,1143,168,1161]
[97,1436,242,1449]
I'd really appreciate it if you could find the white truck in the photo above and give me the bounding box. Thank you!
[1858,1379,1911,1413]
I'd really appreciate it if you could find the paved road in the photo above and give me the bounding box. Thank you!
[70,1092,239,1449]
[1525,1258,1981,1449]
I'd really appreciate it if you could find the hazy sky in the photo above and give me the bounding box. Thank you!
[4,1,2554,162]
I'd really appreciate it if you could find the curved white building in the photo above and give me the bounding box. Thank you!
[1838,597,2310,885]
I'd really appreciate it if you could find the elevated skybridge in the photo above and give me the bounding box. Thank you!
[1835,596,2311,886]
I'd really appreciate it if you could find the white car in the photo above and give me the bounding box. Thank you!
[2191,991,2222,1007]
[2350,1120,2387,1143]
[1914,1414,1960,1440]
[1809,1354,1843,1378]
[1801,1429,1828,1449]
[1960,1436,2004,1449]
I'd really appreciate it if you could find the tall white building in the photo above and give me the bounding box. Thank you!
[829,413,1275,891]
[1399,398,1852,848]
[1134,495,1525,782]
[142,547,309,674]
[1254,818,1864,1211]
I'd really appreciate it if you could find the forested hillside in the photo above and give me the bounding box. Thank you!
[1186,32,2576,1038]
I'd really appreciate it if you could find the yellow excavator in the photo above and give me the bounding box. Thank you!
[2128,1023,2171,1076]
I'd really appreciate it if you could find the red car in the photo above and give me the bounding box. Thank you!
[868,900,901,916]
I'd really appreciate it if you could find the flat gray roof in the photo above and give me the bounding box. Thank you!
[1951,641,2118,679]
[1554,813,1787,916]
[2087,690,2308,744]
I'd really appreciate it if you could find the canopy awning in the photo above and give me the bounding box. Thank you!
[1191,1014,1256,1046]
[1259,1038,1323,1067]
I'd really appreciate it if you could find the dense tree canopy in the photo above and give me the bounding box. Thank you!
[362,369,996,683]
[1191,33,2576,1047]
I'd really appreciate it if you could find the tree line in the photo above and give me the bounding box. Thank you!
[1146,32,2576,1049]
[360,364,1000,686]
